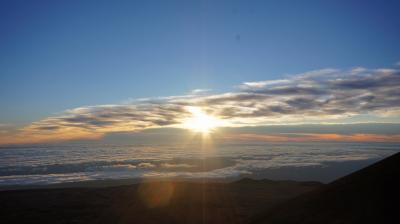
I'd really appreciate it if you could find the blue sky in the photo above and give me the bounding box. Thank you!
[1,0,400,124]
[0,1,400,145]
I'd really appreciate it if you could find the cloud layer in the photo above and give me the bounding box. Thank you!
[1,66,400,144]
[0,142,397,185]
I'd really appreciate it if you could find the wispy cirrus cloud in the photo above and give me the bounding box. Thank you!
[1,65,400,144]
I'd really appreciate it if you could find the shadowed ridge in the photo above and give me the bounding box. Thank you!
[0,178,322,224]
[235,178,322,187]
[234,178,273,185]
[250,152,400,224]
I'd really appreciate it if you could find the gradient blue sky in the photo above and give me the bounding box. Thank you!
[1,0,400,125]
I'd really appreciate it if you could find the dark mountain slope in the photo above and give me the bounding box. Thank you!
[251,152,400,224]
[0,179,321,224]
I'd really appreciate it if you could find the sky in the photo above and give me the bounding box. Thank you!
[1,0,400,145]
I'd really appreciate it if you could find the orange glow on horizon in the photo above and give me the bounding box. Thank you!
[223,133,400,142]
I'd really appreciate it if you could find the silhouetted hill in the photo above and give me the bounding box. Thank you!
[0,179,321,224]
[251,152,400,224]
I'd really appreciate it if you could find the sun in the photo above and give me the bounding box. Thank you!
[182,107,224,134]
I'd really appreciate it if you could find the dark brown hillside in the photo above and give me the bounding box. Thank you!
[0,179,321,224]
[251,152,400,224]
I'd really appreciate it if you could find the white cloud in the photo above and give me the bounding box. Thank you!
[240,79,290,89]
[138,162,156,169]
[1,65,400,144]
[161,163,195,168]
[190,89,211,94]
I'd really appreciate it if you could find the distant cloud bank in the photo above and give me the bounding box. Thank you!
[1,65,400,144]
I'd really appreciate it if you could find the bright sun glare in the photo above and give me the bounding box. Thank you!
[183,107,224,134]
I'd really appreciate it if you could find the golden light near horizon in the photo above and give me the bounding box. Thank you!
[182,106,225,134]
